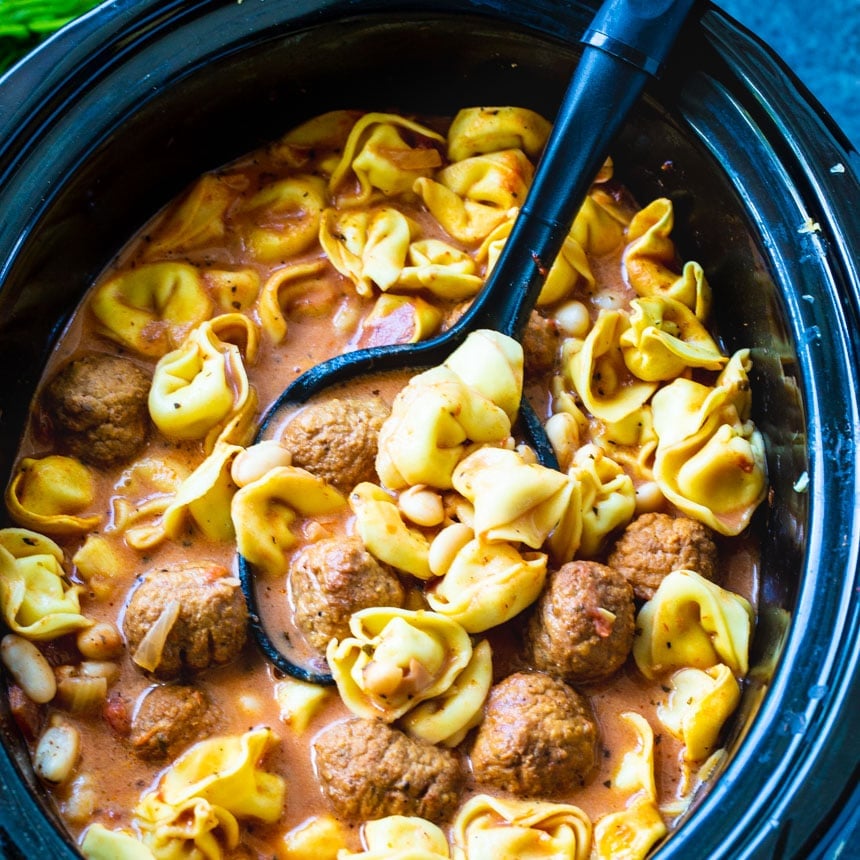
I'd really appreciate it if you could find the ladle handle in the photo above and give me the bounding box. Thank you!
[465,0,698,339]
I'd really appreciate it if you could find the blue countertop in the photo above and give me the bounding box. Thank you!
[715,0,859,148]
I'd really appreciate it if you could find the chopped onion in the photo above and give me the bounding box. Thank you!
[132,600,181,672]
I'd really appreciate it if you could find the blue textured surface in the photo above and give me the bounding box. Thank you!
[715,0,859,147]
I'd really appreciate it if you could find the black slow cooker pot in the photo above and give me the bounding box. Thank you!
[0,1,858,857]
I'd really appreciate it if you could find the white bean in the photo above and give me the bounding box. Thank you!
[231,440,292,487]
[634,480,665,515]
[1,634,56,704]
[398,485,445,527]
[76,622,124,660]
[554,299,590,338]
[34,723,80,784]
[428,523,474,577]
[545,412,581,472]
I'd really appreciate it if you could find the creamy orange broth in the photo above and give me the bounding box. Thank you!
[3,108,760,859]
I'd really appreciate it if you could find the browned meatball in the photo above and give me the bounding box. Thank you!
[129,684,215,761]
[290,536,405,651]
[527,560,635,683]
[123,562,247,679]
[280,397,390,492]
[313,718,464,822]
[42,352,151,466]
[470,671,598,797]
[522,310,560,375]
[607,512,719,601]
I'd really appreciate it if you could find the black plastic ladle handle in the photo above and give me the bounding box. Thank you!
[258,0,698,426]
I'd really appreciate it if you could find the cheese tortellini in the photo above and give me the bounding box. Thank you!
[651,350,768,535]
[633,569,754,679]
[342,816,451,860]
[148,314,258,444]
[657,664,741,762]
[231,466,346,577]
[426,538,547,633]
[89,261,213,358]
[622,197,712,320]
[593,713,667,860]
[134,728,285,859]
[375,330,521,490]
[451,795,592,860]
[5,455,101,535]
[0,528,91,640]
[327,607,480,725]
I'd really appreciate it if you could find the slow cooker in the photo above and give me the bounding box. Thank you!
[0,1,857,857]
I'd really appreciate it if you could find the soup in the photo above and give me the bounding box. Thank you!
[0,107,767,860]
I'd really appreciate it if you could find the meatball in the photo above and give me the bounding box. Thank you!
[42,352,151,466]
[280,397,390,492]
[123,562,247,679]
[129,684,215,761]
[470,671,598,797]
[522,310,560,375]
[607,512,719,601]
[313,718,464,822]
[527,560,635,683]
[290,536,405,652]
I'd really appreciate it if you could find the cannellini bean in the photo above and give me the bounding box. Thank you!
[545,412,581,471]
[1,634,57,704]
[34,723,81,784]
[398,485,445,528]
[231,440,292,487]
[634,480,665,515]
[62,775,97,824]
[554,299,590,338]
[428,522,474,577]
[76,622,124,660]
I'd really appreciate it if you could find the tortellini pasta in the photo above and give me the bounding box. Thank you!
[89,261,213,358]
[238,174,327,262]
[446,106,552,161]
[5,455,101,535]
[362,294,443,346]
[148,313,258,444]
[451,447,575,549]
[375,331,521,490]
[327,607,476,723]
[396,239,484,300]
[0,528,91,640]
[320,207,416,296]
[633,569,754,679]
[270,109,362,172]
[231,466,346,577]
[566,443,636,559]
[451,794,592,860]
[622,197,712,320]
[329,112,445,204]
[426,538,547,632]
[134,728,285,859]
[651,350,768,535]
[80,824,155,860]
[144,173,240,258]
[258,259,329,343]
[593,713,667,860]
[414,149,533,243]
[657,664,741,762]
[123,441,242,551]
[619,296,727,381]
[342,816,451,860]
[566,310,658,423]
[400,638,493,747]
[349,482,432,580]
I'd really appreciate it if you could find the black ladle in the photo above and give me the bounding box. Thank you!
[240,0,698,683]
